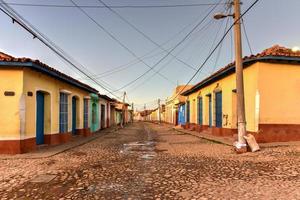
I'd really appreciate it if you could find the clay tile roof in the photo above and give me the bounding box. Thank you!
[182,45,300,96]
[259,45,300,57]
[0,52,98,93]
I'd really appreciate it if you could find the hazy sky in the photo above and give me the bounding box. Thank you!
[0,0,299,109]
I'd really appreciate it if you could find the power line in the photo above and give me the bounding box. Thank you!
[70,0,176,87]
[97,0,204,73]
[0,1,122,100]
[210,7,231,74]
[127,16,221,94]
[114,1,223,92]
[169,0,260,102]
[5,2,227,9]
[242,18,253,55]
[78,5,218,81]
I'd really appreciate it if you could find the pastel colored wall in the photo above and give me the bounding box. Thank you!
[185,63,259,132]
[0,68,24,139]
[23,68,90,138]
[258,62,300,124]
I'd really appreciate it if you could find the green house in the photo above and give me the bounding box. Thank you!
[90,93,99,132]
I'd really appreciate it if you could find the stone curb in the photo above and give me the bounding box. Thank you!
[172,128,232,146]
[0,126,122,160]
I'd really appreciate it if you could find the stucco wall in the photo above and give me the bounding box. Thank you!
[258,62,300,124]
[185,63,259,132]
[0,68,24,139]
[23,68,90,138]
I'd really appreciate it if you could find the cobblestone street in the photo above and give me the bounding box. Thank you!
[0,122,300,199]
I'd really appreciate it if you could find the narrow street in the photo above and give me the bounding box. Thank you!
[0,122,299,199]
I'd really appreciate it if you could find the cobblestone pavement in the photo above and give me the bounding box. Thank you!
[0,122,300,200]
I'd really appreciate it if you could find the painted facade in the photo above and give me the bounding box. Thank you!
[165,85,193,125]
[182,45,300,143]
[89,93,99,132]
[0,52,98,154]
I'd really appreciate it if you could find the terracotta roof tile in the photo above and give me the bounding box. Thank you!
[0,52,98,93]
[183,45,300,95]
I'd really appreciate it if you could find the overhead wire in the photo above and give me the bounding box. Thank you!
[127,15,221,94]
[70,0,176,87]
[113,1,223,92]
[210,7,232,74]
[4,2,227,9]
[168,0,260,102]
[241,18,253,55]
[78,4,219,81]
[0,0,122,100]
[97,0,208,74]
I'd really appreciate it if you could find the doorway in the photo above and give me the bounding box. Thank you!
[36,91,45,145]
[72,96,77,134]
[101,104,105,129]
[215,91,222,128]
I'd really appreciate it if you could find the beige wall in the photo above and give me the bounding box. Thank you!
[23,68,90,138]
[186,63,259,132]
[258,62,300,124]
[0,68,24,139]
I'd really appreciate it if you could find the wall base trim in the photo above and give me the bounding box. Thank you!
[0,128,93,154]
[182,123,300,143]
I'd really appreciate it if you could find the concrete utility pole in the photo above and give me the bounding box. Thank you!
[214,0,247,152]
[233,0,247,150]
[158,98,161,123]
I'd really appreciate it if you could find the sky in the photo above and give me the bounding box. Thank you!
[0,0,300,110]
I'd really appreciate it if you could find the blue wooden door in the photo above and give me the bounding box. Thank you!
[36,92,45,145]
[72,97,76,134]
[215,92,222,128]
[178,104,186,125]
[209,96,212,127]
[198,97,203,125]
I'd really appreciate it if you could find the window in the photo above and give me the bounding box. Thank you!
[59,93,68,133]
[84,99,89,129]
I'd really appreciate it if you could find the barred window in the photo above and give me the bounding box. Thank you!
[84,99,89,128]
[59,93,68,133]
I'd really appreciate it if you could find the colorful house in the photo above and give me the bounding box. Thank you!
[181,45,300,143]
[99,94,113,129]
[0,52,98,154]
[165,85,193,125]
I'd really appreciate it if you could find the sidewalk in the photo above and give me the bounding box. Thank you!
[151,122,300,148]
[0,126,119,160]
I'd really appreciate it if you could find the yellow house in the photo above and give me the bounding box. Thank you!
[165,85,193,125]
[0,52,98,154]
[182,45,300,143]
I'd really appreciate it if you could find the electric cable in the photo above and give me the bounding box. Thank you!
[70,0,176,86]
[113,1,223,92]
[168,0,260,102]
